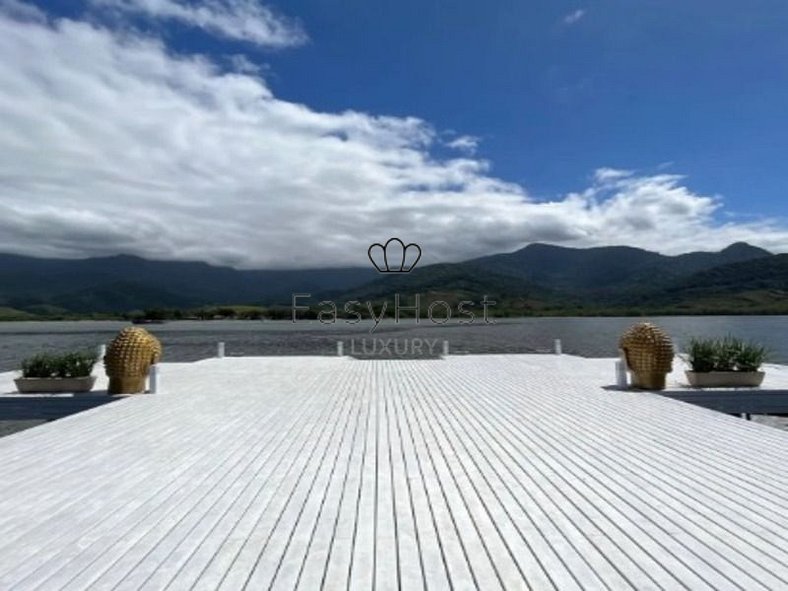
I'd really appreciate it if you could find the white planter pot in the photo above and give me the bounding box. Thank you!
[685,371,765,388]
[14,376,97,393]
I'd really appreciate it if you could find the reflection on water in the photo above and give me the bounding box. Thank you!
[1,316,787,372]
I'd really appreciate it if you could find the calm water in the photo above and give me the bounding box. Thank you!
[1,316,788,372]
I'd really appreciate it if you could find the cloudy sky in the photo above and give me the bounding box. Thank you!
[1,0,788,269]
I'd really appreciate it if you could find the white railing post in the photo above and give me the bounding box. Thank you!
[442,340,449,356]
[149,364,160,394]
[615,360,628,388]
[554,339,562,355]
[617,348,629,388]
[337,341,344,357]
[217,342,225,358]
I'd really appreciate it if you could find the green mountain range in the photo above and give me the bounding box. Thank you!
[0,253,374,315]
[343,242,785,315]
[0,242,785,318]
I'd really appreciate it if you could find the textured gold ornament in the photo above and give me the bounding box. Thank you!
[619,322,674,390]
[104,327,162,394]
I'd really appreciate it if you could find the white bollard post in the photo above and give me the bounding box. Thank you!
[554,339,562,355]
[337,341,344,357]
[442,340,449,356]
[615,360,628,388]
[149,364,160,394]
[217,342,225,358]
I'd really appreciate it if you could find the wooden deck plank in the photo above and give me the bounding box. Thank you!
[370,362,398,591]
[119,381,343,591]
[288,366,366,591]
[401,364,507,590]
[0,401,266,589]
[415,365,630,591]
[381,362,423,591]
[465,356,788,588]
[246,383,356,589]
[397,367,478,589]
[319,363,374,590]
[345,361,379,591]
[437,367,683,591]
[0,355,786,590]
[389,364,450,591]
[183,370,349,591]
[211,370,352,590]
[405,368,526,590]
[16,366,329,590]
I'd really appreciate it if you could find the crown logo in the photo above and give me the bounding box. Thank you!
[368,238,422,273]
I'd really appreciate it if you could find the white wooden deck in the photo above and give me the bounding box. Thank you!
[0,354,787,590]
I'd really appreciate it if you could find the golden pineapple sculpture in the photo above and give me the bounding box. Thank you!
[619,322,674,390]
[105,327,162,394]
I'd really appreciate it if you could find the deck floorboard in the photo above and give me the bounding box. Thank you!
[0,355,786,590]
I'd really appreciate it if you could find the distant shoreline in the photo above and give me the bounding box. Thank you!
[4,310,788,322]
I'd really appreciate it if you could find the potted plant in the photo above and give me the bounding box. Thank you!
[684,336,768,387]
[14,350,99,393]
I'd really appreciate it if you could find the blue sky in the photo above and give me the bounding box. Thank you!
[1,0,787,267]
[130,0,788,215]
[263,2,781,208]
[270,0,788,216]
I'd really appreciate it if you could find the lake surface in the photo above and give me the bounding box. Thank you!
[1,316,787,372]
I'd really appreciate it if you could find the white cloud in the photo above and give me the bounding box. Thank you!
[91,0,307,48]
[563,9,586,25]
[228,53,263,75]
[0,0,45,22]
[0,4,786,269]
[446,135,480,155]
[593,167,633,183]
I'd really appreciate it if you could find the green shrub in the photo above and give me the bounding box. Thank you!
[21,350,98,378]
[714,336,740,372]
[685,336,768,372]
[735,342,769,372]
[21,353,59,378]
[686,338,717,372]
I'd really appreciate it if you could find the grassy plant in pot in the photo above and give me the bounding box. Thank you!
[15,351,99,393]
[684,336,767,387]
